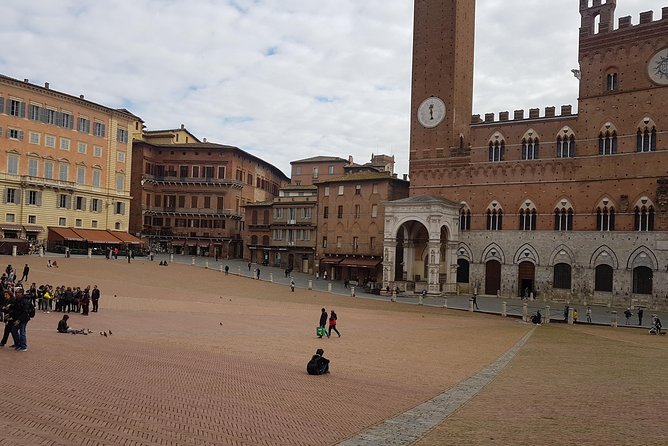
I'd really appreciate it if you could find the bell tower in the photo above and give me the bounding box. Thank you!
[409,0,476,177]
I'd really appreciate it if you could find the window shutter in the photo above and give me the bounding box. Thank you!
[15,189,21,204]
[37,191,42,206]
[68,115,74,129]
[0,127,3,137]
[55,112,63,127]
[2,188,6,204]
[5,98,10,114]
[0,97,4,113]
[18,131,24,141]
[81,197,87,210]
[40,108,48,123]
[66,195,72,209]
[19,102,26,118]
[121,202,125,215]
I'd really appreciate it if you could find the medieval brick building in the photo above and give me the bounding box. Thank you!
[384,0,668,309]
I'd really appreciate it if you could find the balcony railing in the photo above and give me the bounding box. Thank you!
[143,207,243,220]
[142,175,243,189]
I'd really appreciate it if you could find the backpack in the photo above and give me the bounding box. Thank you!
[27,303,35,319]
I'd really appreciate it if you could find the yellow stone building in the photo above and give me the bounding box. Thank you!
[0,74,143,244]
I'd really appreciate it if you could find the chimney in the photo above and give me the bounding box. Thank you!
[180,123,185,129]
[403,174,408,181]
[203,137,207,143]
[79,94,85,99]
[44,82,50,89]
[348,155,353,164]
[23,79,29,83]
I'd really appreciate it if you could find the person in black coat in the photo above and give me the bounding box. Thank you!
[306,348,330,375]
[10,290,32,351]
[91,285,100,312]
[318,308,328,338]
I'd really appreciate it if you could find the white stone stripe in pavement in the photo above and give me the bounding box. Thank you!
[336,328,536,446]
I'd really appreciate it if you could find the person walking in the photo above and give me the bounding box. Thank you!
[586,306,592,323]
[624,308,632,325]
[256,268,261,280]
[248,262,252,272]
[328,310,341,338]
[290,278,295,292]
[20,264,29,282]
[472,290,479,309]
[637,307,644,326]
[318,308,328,338]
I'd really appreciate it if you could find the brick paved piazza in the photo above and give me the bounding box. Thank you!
[1,257,666,445]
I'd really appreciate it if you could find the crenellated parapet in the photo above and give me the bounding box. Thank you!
[579,4,668,56]
[471,105,574,125]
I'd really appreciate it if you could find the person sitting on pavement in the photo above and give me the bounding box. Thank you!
[306,348,330,375]
[57,314,90,335]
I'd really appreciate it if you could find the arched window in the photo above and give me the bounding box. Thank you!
[554,208,573,231]
[596,207,615,231]
[251,210,258,225]
[262,235,270,245]
[459,208,471,231]
[553,263,572,289]
[521,138,539,160]
[456,259,470,283]
[632,266,653,294]
[598,130,617,155]
[250,235,258,245]
[557,134,576,158]
[518,207,537,231]
[636,119,657,152]
[594,264,613,292]
[634,205,655,231]
[263,209,270,224]
[488,141,505,162]
[606,73,617,91]
[486,209,503,230]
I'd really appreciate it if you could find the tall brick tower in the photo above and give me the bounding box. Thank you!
[409,0,476,188]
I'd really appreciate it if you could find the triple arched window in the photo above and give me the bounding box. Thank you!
[634,205,655,231]
[596,206,615,231]
[637,118,657,152]
[518,202,537,231]
[598,130,617,155]
[522,138,539,160]
[486,202,503,230]
[556,134,576,158]
[459,208,471,231]
[488,141,505,162]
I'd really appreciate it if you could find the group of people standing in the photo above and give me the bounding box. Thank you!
[1,263,102,352]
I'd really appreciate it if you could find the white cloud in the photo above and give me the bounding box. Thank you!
[0,0,664,176]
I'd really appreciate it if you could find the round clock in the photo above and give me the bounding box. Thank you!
[417,97,446,128]
[648,48,668,85]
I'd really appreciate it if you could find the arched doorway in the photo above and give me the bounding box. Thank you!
[393,220,429,283]
[288,253,294,270]
[456,259,470,283]
[594,264,613,292]
[633,266,653,294]
[485,260,501,295]
[517,261,535,297]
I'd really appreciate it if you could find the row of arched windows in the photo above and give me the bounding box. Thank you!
[487,121,658,162]
[457,260,653,295]
[460,204,655,232]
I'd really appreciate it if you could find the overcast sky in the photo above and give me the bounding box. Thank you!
[1,0,664,177]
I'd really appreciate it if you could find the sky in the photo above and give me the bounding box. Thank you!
[1,0,665,177]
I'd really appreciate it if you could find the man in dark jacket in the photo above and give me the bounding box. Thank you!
[10,290,32,351]
[318,308,328,338]
[306,348,330,375]
[91,285,100,312]
[0,291,15,347]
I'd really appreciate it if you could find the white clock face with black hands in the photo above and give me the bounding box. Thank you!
[648,48,668,85]
[417,97,446,128]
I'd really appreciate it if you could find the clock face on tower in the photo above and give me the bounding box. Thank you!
[648,48,668,85]
[417,96,446,128]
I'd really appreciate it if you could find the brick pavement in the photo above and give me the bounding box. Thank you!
[0,257,529,446]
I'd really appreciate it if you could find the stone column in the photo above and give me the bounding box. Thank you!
[404,241,415,281]
[382,241,397,291]
[427,241,441,293]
